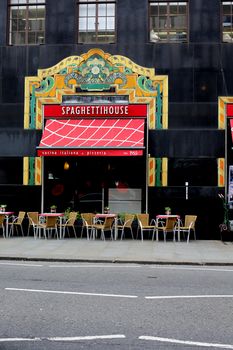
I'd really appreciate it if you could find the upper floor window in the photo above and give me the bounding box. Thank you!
[149,1,188,43]
[9,0,45,45]
[77,0,116,43]
[222,1,233,42]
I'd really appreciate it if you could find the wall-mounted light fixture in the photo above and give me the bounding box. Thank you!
[64,161,70,170]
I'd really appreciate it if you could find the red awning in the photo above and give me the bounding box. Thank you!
[37,118,145,156]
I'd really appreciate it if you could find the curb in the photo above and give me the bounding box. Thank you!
[1,256,233,266]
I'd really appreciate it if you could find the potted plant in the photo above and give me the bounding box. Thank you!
[0,204,7,212]
[165,206,171,215]
[64,207,71,220]
[50,205,57,213]
[104,206,110,214]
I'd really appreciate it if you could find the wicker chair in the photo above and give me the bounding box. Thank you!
[136,214,156,241]
[59,211,77,238]
[174,215,197,243]
[8,211,26,237]
[91,216,115,240]
[80,213,95,239]
[117,214,135,240]
[27,212,40,237]
[0,214,5,238]
[152,217,178,242]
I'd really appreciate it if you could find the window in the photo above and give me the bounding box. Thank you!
[8,0,45,45]
[168,159,217,186]
[77,0,116,43]
[149,1,188,43]
[222,1,233,42]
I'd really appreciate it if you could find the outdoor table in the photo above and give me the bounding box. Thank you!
[39,213,64,239]
[156,215,181,241]
[94,213,118,240]
[0,212,14,238]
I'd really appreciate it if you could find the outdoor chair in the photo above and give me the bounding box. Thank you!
[8,211,26,237]
[27,212,40,237]
[39,215,59,239]
[136,214,156,241]
[0,214,5,238]
[117,214,135,240]
[174,215,197,243]
[59,211,77,238]
[91,216,115,240]
[152,217,178,242]
[80,213,95,239]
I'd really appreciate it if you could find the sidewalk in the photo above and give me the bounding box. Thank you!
[0,238,233,265]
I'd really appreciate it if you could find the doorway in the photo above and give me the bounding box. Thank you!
[43,156,146,213]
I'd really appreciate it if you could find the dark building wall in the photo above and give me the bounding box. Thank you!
[0,0,230,237]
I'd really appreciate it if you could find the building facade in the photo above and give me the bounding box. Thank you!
[0,0,232,238]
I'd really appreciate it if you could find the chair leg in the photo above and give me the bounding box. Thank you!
[130,228,134,240]
[101,229,105,240]
[72,226,77,238]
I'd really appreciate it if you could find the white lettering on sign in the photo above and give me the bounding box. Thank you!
[61,105,129,116]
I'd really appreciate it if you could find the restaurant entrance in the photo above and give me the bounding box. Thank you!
[43,156,146,214]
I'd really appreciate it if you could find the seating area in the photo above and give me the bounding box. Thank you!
[0,209,198,243]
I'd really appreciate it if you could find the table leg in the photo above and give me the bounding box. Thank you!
[156,218,159,241]
[5,215,10,238]
[59,217,63,239]
[114,218,117,240]
[177,219,180,242]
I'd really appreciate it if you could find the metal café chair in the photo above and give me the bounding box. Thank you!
[152,216,177,242]
[174,215,197,243]
[117,213,135,240]
[91,216,115,240]
[39,216,59,239]
[0,214,5,238]
[80,213,95,240]
[8,211,26,237]
[27,212,40,238]
[136,214,156,241]
[59,211,77,238]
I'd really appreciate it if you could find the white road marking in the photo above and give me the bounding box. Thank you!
[48,264,233,273]
[139,335,233,349]
[49,264,141,268]
[0,337,41,342]
[149,265,233,273]
[0,335,125,342]
[145,294,233,300]
[0,262,43,267]
[5,287,138,299]
[49,335,126,341]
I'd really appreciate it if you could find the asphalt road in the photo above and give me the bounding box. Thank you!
[0,261,233,349]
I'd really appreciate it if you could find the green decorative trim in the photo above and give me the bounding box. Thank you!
[156,84,162,129]
[64,55,127,91]
[137,76,157,92]
[35,76,54,93]
[29,85,36,129]
[155,158,162,186]
[29,157,35,185]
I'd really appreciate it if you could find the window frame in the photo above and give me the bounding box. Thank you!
[148,1,189,43]
[76,0,117,44]
[8,0,46,46]
[221,1,233,43]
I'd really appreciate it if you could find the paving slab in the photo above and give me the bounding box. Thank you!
[0,238,233,265]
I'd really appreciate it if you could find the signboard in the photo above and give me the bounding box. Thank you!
[43,104,147,118]
[227,104,233,117]
[229,165,233,202]
[37,149,143,157]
